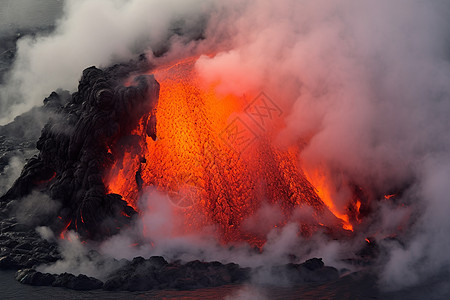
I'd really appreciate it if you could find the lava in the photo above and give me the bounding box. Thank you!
[303,168,354,231]
[106,56,356,245]
[33,171,56,185]
[59,220,72,240]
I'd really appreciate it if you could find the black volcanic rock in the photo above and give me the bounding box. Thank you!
[103,256,251,291]
[52,273,103,290]
[0,220,60,271]
[302,257,324,270]
[254,258,339,285]
[15,269,55,286]
[14,257,339,292]
[1,63,160,240]
[15,269,103,290]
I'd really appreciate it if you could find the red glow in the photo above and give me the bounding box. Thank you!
[34,172,56,185]
[304,168,354,231]
[106,56,356,244]
[356,200,361,213]
[59,220,72,240]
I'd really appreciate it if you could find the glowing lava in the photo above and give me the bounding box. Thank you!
[303,168,354,231]
[106,56,354,244]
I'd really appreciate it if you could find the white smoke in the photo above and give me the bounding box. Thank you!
[0,0,63,32]
[194,0,450,291]
[1,0,450,292]
[0,0,213,124]
[13,191,61,226]
[37,230,124,280]
[36,226,56,241]
[0,155,27,196]
[100,187,327,268]
[380,155,450,290]
[37,187,346,285]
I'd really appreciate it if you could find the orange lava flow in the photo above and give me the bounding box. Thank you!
[59,220,72,240]
[384,194,396,200]
[303,169,354,231]
[106,56,354,244]
[355,200,361,213]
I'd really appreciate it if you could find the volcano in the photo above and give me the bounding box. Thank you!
[0,56,349,293]
[2,1,450,297]
[107,56,360,245]
[1,55,362,247]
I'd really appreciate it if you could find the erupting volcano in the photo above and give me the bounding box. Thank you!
[106,56,358,246]
[0,55,361,293]
[1,0,449,297]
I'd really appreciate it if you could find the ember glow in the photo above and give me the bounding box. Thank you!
[384,194,396,200]
[106,57,357,245]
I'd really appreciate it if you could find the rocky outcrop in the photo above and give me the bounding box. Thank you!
[0,217,60,270]
[16,268,103,290]
[102,256,250,291]
[13,257,339,292]
[258,258,339,284]
[1,62,159,240]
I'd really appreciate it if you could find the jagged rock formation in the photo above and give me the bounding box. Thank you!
[0,216,60,270]
[1,60,159,240]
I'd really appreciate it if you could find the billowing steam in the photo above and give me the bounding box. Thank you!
[0,0,211,124]
[1,0,450,292]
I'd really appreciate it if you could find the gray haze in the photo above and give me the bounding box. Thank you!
[0,0,63,33]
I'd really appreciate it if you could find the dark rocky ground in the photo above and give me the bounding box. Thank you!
[0,200,341,292]
[13,257,339,292]
[0,215,60,270]
[0,28,64,275]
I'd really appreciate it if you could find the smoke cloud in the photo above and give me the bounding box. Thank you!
[99,187,323,268]
[0,0,213,124]
[194,0,450,291]
[37,230,124,280]
[0,156,27,196]
[13,191,61,227]
[37,187,346,286]
[1,0,450,292]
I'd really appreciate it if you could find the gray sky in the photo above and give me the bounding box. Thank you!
[0,0,63,33]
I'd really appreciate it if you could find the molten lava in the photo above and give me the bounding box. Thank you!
[303,168,354,231]
[106,56,354,245]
